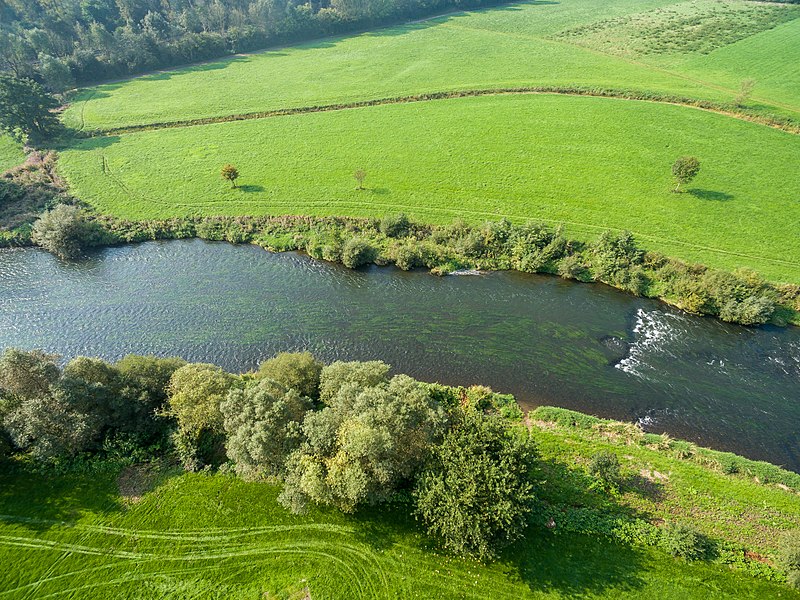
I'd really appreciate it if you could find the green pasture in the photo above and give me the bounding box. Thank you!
[60,0,800,132]
[0,136,24,172]
[0,462,797,599]
[60,94,800,282]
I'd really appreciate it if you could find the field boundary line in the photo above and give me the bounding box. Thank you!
[83,87,800,137]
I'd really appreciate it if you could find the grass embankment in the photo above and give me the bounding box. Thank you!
[0,136,24,172]
[2,410,800,599]
[60,94,800,283]
[61,0,800,131]
[530,407,800,557]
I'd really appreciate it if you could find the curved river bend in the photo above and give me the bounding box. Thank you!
[1,240,798,470]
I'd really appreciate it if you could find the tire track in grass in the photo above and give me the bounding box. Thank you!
[0,521,391,599]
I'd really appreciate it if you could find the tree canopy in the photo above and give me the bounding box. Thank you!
[0,75,61,142]
[414,411,537,560]
[280,371,447,513]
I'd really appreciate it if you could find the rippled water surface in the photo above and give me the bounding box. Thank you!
[1,241,798,469]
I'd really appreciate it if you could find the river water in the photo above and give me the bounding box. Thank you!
[1,240,798,469]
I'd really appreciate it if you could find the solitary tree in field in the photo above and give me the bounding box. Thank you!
[353,169,366,190]
[221,164,240,188]
[671,156,700,193]
[734,78,756,107]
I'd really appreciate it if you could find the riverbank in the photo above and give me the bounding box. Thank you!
[1,240,798,471]
[2,209,797,327]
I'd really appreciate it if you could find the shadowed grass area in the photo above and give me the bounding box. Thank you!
[0,459,797,599]
[60,94,800,282]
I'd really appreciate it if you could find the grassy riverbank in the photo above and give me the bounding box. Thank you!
[1,404,799,598]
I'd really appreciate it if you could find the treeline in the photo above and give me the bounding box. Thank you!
[10,205,798,327]
[0,0,501,90]
[0,347,531,560]
[3,347,800,583]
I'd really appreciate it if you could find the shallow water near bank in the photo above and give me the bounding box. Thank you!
[1,240,798,470]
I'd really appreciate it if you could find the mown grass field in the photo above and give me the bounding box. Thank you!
[61,0,800,131]
[1,456,798,599]
[60,94,800,282]
[0,136,23,172]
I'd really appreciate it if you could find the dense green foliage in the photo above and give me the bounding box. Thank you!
[588,451,623,491]
[414,411,536,560]
[257,351,323,399]
[672,155,701,193]
[779,531,800,588]
[222,377,311,479]
[59,94,800,283]
[280,366,447,513]
[30,204,97,258]
[662,523,711,561]
[0,349,181,460]
[0,75,61,142]
[167,362,237,470]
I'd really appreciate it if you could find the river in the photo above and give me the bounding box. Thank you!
[1,240,798,470]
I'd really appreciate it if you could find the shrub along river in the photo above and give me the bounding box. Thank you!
[1,239,799,470]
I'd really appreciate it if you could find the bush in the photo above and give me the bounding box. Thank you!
[557,253,591,281]
[31,205,98,259]
[257,352,323,399]
[280,373,447,513]
[590,230,643,282]
[661,522,710,560]
[340,237,375,268]
[167,363,237,470]
[393,243,421,270]
[588,451,622,490]
[777,531,800,588]
[414,412,536,560]
[318,360,390,404]
[221,378,311,479]
[380,213,411,238]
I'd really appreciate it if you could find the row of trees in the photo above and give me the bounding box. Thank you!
[0,348,536,560]
[0,0,501,90]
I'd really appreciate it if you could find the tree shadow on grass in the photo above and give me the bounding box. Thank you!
[0,459,125,533]
[626,473,666,502]
[239,184,265,193]
[348,500,414,552]
[688,188,733,202]
[507,530,647,596]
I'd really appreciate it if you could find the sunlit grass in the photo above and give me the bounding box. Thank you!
[60,94,800,282]
[61,0,800,132]
[0,461,797,599]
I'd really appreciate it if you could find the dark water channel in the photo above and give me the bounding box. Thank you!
[1,240,798,469]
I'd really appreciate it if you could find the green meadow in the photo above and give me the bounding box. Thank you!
[60,94,800,282]
[61,0,800,132]
[1,449,798,599]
